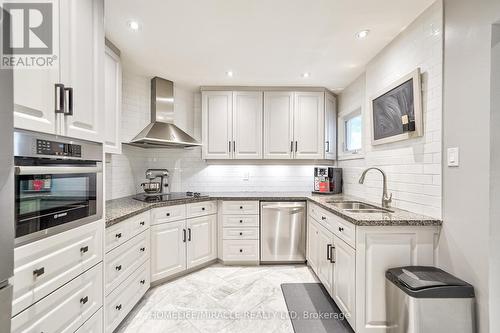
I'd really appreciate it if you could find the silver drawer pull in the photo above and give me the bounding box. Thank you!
[80,296,88,305]
[115,265,122,271]
[115,233,122,239]
[80,246,89,253]
[140,221,145,226]
[116,304,122,310]
[140,247,146,252]
[338,227,344,232]
[140,279,146,284]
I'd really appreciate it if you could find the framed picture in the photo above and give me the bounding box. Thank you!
[370,68,423,145]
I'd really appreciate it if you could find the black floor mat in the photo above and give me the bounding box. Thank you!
[281,283,354,333]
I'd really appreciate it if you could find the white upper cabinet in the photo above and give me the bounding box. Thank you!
[104,44,122,154]
[324,93,337,160]
[12,0,105,143]
[202,91,233,159]
[60,0,104,142]
[13,66,60,135]
[293,91,324,159]
[263,91,294,159]
[203,89,335,160]
[232,91,263,159]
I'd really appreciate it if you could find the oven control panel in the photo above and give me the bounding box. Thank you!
[36,139,82,157]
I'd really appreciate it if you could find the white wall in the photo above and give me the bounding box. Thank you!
[490,22,500,333]
[105,71,322,200]
[439,0,500,332]
[337,1,443,218]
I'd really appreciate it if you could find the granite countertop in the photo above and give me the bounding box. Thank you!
[105,192,442,228]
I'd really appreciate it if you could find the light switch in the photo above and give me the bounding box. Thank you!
[447,147,459,167]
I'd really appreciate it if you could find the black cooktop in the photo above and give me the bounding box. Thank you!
[133,192,208,203]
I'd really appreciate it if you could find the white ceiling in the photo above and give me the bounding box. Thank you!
[105,0,435,90]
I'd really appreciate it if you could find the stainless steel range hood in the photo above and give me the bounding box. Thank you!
[127,77,201,148]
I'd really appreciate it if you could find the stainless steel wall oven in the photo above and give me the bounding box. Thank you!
[14,130,103,246]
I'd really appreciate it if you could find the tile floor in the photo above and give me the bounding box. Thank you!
[116,264,319,333]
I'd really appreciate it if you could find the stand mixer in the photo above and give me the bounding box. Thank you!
[141,168,169,194]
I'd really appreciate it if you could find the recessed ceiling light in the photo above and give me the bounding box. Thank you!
[226,71,233,77]
[301,72,310,78]
[355,29,370,39]
[128,20,140,31]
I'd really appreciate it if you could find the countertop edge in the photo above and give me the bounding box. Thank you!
[105,194,442,228]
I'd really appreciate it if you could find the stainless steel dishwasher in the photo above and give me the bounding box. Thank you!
[260,201,306,263]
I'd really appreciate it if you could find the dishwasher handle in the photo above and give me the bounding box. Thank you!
[261,204,305,210]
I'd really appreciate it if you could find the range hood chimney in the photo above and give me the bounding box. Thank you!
[127,77,201,148]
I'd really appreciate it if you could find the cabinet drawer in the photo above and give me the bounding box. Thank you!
[223,227,259,240]
[127,212,150,239]
[75,308,103,333]
[105,222,128,253]
[106,260,150,333]
[105,229,150,295]
[152,205,186,225]
[330,214,356,249]
[222,240,259,261]
[222,215,259,227]
[222,201,259,215]
[308,203,338,232]
[12,263,103,333]
[186,201,217,218]
[13,221,103,316]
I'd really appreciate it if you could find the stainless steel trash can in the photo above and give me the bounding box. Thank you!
[386,266,475,333]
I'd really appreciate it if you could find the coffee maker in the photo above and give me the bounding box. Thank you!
[313,167,342,194]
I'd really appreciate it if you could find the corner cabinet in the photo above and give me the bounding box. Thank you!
[202,88,336,160]
[13,0,105,143]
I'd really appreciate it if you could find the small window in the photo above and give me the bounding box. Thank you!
[344,112,362,152]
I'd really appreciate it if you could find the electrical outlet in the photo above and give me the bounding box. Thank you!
[243,171,250,181]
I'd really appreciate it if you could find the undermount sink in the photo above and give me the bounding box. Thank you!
[326,200,394,213]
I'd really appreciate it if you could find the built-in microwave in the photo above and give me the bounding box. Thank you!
[13,129,103,246]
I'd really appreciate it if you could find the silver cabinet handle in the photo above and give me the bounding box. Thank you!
[228,141,231,152]
[326,141,330,152]
[188,228,192,241]
[327,244,331,261]
[330,245,336,263]
[295,141,298,152]
[64,87,73,116]
[290,141,293,152]
[55,84,65,114]
[182,229,186,242]
[233,141,236,152]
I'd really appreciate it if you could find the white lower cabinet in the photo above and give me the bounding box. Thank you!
[333,235,356,328]
[105,229,150,295]
[315,222,334,294]
[13,220,103,316]
[104,212,151,332]
[76,308,103,333]
[105,260,150,333]
[220,201,260,264]
[150,202,218,283]
[11,264,103,333]
[150,220,187,281]
[187,215,217,268]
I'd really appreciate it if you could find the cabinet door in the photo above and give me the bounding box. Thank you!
[333,235,356,328]
[293,91,324,159]
[263,91,294,159]
[324,93,337,160]
[104,45,122,154]
[60,0,104,142]
[232,91,263,159]
[316,223,334,294]
[202,91,233,159]
[307,218,319,272]
[187,215,217,268]
[150,221,186,282]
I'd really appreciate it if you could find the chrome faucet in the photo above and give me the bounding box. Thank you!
[358,167,392,208]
